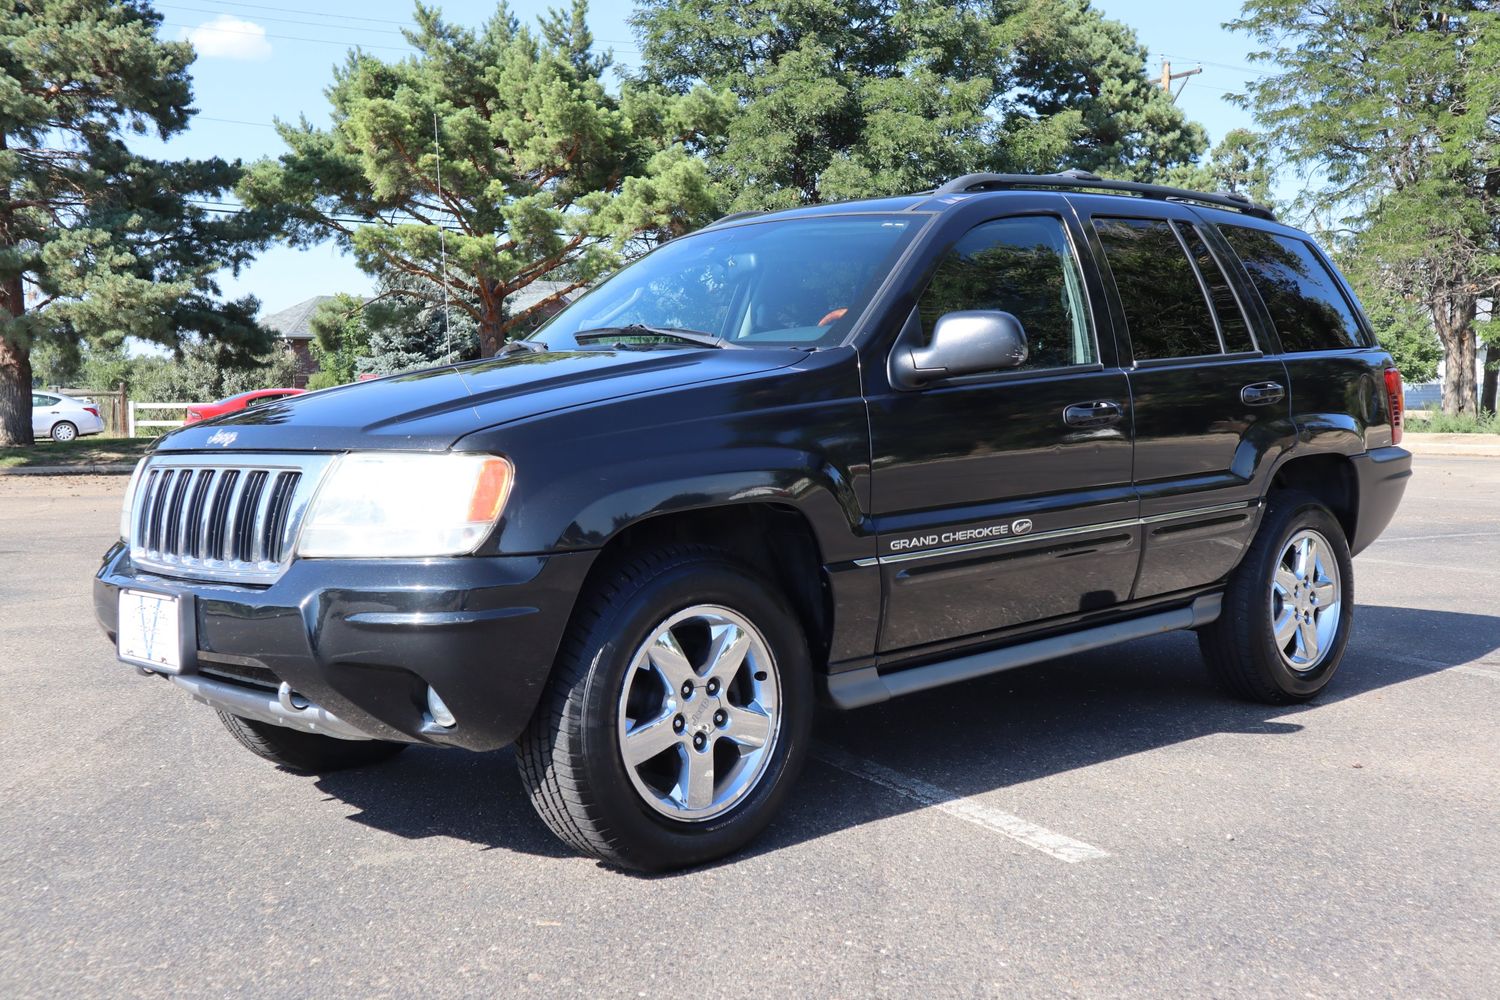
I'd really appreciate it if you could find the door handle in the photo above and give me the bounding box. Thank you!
[1241,381,1285,406]
[1063,400,1124,428]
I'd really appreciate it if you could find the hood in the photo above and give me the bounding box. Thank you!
[156,347,806,454]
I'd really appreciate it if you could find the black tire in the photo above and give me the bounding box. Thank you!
[517,545,814,872]
[50,421,77,443]
[1198,491,1355,704]
[216,711,407,773]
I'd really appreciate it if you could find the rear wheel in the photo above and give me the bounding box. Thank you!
[1199,492,1354,703]
[517,546,812,871]
[50,421,77,443]
[216,712,407,773]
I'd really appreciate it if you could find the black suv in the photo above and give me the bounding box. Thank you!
[95,172,1412,871]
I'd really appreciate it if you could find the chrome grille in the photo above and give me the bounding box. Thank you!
[127,454,334,583]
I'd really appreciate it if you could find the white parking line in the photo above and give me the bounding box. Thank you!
[813,744,1112,863]
[1373,530,1499,543]
[1354,557,1500,577]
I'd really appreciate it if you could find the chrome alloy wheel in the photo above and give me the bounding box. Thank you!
[616,605,782,822]
[1270,528,1342,671]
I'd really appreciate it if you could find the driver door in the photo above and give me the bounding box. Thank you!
[864,211,1139,653]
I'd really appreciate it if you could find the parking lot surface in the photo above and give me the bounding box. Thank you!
[1,459,1496,998]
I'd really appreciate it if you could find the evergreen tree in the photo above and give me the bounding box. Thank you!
[307,293,372,389]
[0,0,278,444]
[628,0,1208,210]
[242,1,717,356]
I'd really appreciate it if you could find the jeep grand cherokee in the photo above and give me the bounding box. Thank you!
[96,171,1411,871]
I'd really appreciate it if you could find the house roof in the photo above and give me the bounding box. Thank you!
[262,296,336,341]
[265,284,579,339]
[506,280,580,316]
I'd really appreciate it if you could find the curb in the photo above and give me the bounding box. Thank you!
[1402,433,1500,458]
[0,464,137,476]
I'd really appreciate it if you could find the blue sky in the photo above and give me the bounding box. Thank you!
[145,0,1266,319]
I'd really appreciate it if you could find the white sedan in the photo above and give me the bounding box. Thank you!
[31,391,106,442]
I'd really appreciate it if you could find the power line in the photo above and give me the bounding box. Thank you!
[163,20,412,52]
[182,0,419,27]
[158,3,408,37]
[195,115,279,129]
[185,198,466,232]
[1159,54,1271,77]
[172,0,640,46]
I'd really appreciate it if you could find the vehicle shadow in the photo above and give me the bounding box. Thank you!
[311,603,1498,872]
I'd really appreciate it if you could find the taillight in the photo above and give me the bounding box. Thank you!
[1384,367,1404,444]
[85,406,99,418]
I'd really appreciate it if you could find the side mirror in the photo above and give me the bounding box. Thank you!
[891,310,1029,388]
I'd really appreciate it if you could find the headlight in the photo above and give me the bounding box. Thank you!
[119,459,148,540]
[297,453,514,558]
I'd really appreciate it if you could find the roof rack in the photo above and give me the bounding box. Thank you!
[705,209,766,228]
[933,169,1277,221]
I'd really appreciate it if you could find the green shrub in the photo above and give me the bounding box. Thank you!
[1414,410,1500,434]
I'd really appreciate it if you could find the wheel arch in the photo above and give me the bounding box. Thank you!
[575,502,836,671]
[1266,452,1359,545]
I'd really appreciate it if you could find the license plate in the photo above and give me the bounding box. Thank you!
[118,590,184,673]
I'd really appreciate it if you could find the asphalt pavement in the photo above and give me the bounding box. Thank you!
[1,460,1496,999]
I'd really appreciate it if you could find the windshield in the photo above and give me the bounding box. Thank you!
[535,215,919,350]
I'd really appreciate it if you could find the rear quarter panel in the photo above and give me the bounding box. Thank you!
[1280,348,1397,455]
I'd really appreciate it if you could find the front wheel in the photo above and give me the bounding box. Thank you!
[517,546,813,871]
[1199,492,1354,704]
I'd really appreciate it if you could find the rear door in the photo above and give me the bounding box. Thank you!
[1080,202,1294,599]
[864,204,1139,653]
[31,393,58,436]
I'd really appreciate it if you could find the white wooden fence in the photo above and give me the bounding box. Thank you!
[126,401,193,437]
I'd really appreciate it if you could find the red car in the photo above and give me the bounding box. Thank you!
[183,388,305,424]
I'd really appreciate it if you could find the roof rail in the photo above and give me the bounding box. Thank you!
[933,169,1277,221]
[706,209,766,228]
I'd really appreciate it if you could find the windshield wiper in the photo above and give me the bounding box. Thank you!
[573,324,738,349]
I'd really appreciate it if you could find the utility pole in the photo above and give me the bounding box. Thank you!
[1159,60,1202,102]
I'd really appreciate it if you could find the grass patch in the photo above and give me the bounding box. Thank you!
[1408,409,1500,434]
[0,436,154,469]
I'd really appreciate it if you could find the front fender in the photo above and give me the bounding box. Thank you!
[462,349,876,564]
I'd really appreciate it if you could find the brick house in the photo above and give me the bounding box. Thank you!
[261,295,332,388]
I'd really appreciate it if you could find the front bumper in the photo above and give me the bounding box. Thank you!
[94,544,595,751]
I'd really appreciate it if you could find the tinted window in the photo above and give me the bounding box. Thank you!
[1175,223,1256,353]
[918,217,1094,371]
[1220,227,1366,352]
[538,215,916,349]
[32,394,57,407]
[1095,218,1220,360]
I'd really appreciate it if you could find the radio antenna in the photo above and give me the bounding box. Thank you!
[433,110,452,358]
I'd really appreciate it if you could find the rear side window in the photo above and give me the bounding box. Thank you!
[1175,223,1256,353]
[32,394,57,407]
[918,216,1095,371]
[1094,218,1220,360]
[1220,226,1367,352]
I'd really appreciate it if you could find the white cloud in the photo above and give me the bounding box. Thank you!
[180,15,273,61]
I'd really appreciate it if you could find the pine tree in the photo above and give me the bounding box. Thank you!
[241,1,718,357]
[0,0,278,445]
[628,0,1208,210]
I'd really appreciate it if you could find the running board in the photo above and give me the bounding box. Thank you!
[823,594,1223,709]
